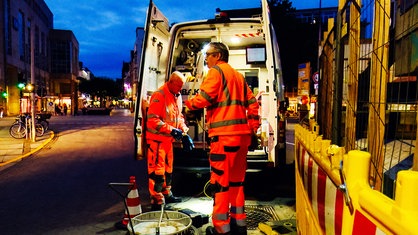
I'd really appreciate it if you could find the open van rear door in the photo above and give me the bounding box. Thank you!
[260,0,286,166]
[262,0,284,101]
[133,0,170,159]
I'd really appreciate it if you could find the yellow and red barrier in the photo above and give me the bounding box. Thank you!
[295,123,418,235]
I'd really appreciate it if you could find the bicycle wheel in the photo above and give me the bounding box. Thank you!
[37,119,49,131]
[9,123,26,139]
[35,123,45,137]
[42,120,49,131]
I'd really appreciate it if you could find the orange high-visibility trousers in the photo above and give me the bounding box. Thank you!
[147,139,174,205]
[209,135,250,234]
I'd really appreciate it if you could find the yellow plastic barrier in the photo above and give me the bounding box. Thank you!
[343,150,418,234]
[295,151,324,234]
[294,124,344,235]
[295,123,418,235]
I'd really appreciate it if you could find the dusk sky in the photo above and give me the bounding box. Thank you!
[43,0,337,80]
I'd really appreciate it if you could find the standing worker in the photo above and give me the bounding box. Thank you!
[184,42,260,235]
[146,71,192,211]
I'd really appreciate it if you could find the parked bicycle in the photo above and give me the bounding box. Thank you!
[35,113,51,131]
[9,113,45,139]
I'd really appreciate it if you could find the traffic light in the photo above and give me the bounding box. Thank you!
[1,91,7,98]
[301,95,309,105]
[17,82,25,89]
[17,72,26,89]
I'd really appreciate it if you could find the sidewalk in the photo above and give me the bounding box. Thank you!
[0,116,54,168]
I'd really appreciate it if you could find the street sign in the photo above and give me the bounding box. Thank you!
[312,72,319,84]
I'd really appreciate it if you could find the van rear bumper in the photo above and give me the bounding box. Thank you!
[173,143,273,173]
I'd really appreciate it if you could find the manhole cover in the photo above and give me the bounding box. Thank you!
[246,205,279,230]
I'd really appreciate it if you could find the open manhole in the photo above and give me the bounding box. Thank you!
[245,205,280,230]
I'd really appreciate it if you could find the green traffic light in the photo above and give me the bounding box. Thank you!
[1,92,7,98]
[18,83,25,89]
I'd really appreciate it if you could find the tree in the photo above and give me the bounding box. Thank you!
[268,0,320,91]
[79,77,123,107]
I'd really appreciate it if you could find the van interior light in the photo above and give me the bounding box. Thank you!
[230,37,241,44]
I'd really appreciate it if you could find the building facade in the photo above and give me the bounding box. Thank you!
[124,27,144,109]
[1,0,53,115]
[49,29,79,115]
[0,0,79,116]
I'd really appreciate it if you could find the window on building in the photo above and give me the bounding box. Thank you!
[18,11,25,60]
[35,26,39,54]
[41,32,45,56]
[51,40,72,73]
[27,19,31,63]
[60,83,71,94]
[4,0,12,55]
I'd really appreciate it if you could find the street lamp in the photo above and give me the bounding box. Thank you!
[26,83,34,92]
[25,83,36,142]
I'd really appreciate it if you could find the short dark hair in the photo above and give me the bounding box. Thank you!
[209,42,229,62]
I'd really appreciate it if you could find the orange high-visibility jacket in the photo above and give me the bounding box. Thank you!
[185,62,260,137]
[146,83,187,141]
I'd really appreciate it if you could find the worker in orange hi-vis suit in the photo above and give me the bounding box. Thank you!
[146,71,191,211]
[184,42,260,235]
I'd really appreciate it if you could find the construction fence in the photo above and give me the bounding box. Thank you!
[316,0,417,193]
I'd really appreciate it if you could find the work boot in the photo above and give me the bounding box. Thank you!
[114,221,127,230]
[206,226,216,235]
[165,195,182,203]
[206,226,231,235]
[231,224,247,235]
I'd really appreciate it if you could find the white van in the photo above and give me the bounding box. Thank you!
[133,0,286,172]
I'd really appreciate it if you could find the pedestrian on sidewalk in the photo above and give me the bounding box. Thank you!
[63,103,68,115]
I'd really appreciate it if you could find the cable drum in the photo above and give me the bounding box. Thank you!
[128,211,192,235]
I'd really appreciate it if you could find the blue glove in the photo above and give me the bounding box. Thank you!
[170,128,183,140]
[182,134,195,152]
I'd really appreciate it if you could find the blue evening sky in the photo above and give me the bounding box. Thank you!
[44,0,336,79]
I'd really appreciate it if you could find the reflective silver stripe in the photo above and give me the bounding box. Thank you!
[200,90,214,104]
[207,99,245,109]
[209,118,248,129]
[218,224,231,234]
[231,205,246,227]
[231,218,246,226]
[147,113,160,119]
[212,65,229,98]
[247,114,260,119]
[213,212,228,221]
[147,128,171,136]
[147,87,180,134]
[247,97,257,104]
[231,205,245,214]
